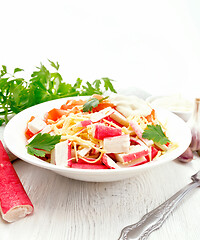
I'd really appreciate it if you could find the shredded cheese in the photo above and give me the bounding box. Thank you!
[78,151,104,164]
[102,118,122,129]
[60,134,105,153]
[73,142,78,162]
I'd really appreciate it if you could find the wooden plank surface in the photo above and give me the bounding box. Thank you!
[1,156,200,240]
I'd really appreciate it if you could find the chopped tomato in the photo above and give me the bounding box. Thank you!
[91,94,104,100]
[61,99,86,110]
[165,142,170,147]
[29,116,35,122]
[45,108,68,121]
[90,94,115,112]
[67,106,82,115]
[146,109,156,123]
[61,96,114,113]
[92,101,115,112]
[25,128,35,140]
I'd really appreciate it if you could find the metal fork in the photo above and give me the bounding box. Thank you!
[118,170,200,240]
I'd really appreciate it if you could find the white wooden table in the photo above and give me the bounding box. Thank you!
[1,0,200,239]
[1,127,200,240]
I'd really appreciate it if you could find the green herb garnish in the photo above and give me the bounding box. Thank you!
[0,60,117,125]
[142,124,170,145]
[26,133,61,157]
[83,96,109,112]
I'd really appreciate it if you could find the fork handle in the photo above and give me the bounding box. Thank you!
[118,180,200,240]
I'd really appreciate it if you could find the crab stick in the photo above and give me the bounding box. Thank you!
[0,141,33,222]
[117,156,148,167]
[92,124,122,140]
[27,117,47,134]
[51,140,72,167]
[71,163,109,169]
[145,146,159,161]
[73,120,92,128]
[103,134,130,153]
[77,147,91,157]
[129,120,153,146]
[109,109,129,127]
[90,107,114,122]
[115,145,149,163]
[101,154,121,169]
[78,120,92,127]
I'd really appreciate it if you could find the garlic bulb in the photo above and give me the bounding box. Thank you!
[187,98,200,151]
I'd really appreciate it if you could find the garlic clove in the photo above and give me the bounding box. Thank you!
[177,147,193,163]
[190,130,200,151]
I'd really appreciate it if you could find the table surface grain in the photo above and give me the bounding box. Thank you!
[1,126,200,240]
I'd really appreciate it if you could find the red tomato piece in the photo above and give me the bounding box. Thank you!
[45,108,68,121]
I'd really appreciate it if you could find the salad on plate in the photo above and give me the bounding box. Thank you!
[24,94,177,170]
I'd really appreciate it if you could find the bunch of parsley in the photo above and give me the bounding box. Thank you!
[0,60,116,125]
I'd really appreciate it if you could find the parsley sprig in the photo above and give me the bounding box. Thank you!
[26,133,61,157]
[83,96,109,112]
[142,124,170,145]
[0,60,116,125]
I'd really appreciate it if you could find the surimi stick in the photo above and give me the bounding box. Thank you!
[0,141,34,222]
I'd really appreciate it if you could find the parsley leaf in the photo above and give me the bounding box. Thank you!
[83,98,99,112]
[83,96,108,112]
[26,133,61,157]
[102,78,117,93]
[1,65,7,76]
[142,124,170,145]
[14,68,24,74]
[48,59,60,71]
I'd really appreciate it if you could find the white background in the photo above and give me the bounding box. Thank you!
[1,0,200,96]
[1,2,200,239]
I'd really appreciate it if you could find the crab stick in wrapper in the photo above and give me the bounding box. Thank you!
[0,141,33,222]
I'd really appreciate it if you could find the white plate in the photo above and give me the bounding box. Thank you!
[4,97,191,182]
